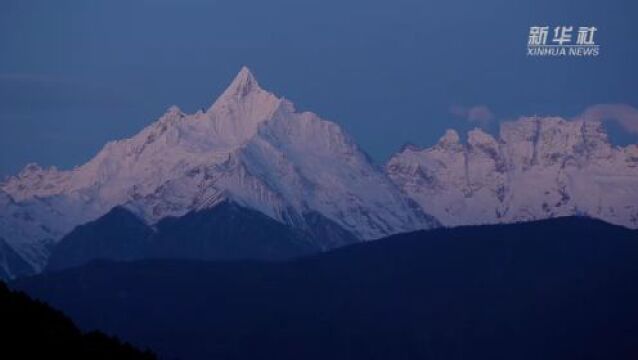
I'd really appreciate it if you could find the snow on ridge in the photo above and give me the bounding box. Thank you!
[386,116,638,228]
[3,66,635,278]
[0,67,436,274]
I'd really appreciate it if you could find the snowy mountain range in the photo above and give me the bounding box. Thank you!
[1,67,637,279]
[387,119,638,228]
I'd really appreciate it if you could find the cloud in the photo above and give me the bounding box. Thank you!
[577,104,638,134]
[449,105,467,118]
[449,105,495,126]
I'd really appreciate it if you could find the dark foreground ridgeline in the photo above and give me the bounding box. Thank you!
[0,281,155,359]
[46,201,357,272]
[12,217,638,360]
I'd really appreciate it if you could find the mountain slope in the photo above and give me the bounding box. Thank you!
[0,237,35,279]
[13,217,638,360]
[45,207,154,271]
[47,201,333,271]
[0,67,436,278]
[386,119,638,227]
[0,281,155,359]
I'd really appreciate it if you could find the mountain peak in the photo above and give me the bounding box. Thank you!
[437,129,461,147]
[20,163,43,175]
[398,142,422,153]
[223,66,261,99]
[204,66,282,143]
[206,66,279,117]
[467,128,497,146]
[165,105,182,115]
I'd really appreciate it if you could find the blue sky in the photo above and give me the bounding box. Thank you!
[1,0,637,177]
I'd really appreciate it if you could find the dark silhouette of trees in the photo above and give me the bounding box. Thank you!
[0,281,155,359]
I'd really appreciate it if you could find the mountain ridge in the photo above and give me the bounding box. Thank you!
[12,216,638,360]
[46,200,345,272]
[0,67,435,278]
[0,281,156,359]
[386,117,638,227]
[1,67,637,279]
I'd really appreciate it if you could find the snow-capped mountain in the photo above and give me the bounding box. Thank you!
[0,67,436,277]
[2,67,637,280]
[386,117,638,228]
